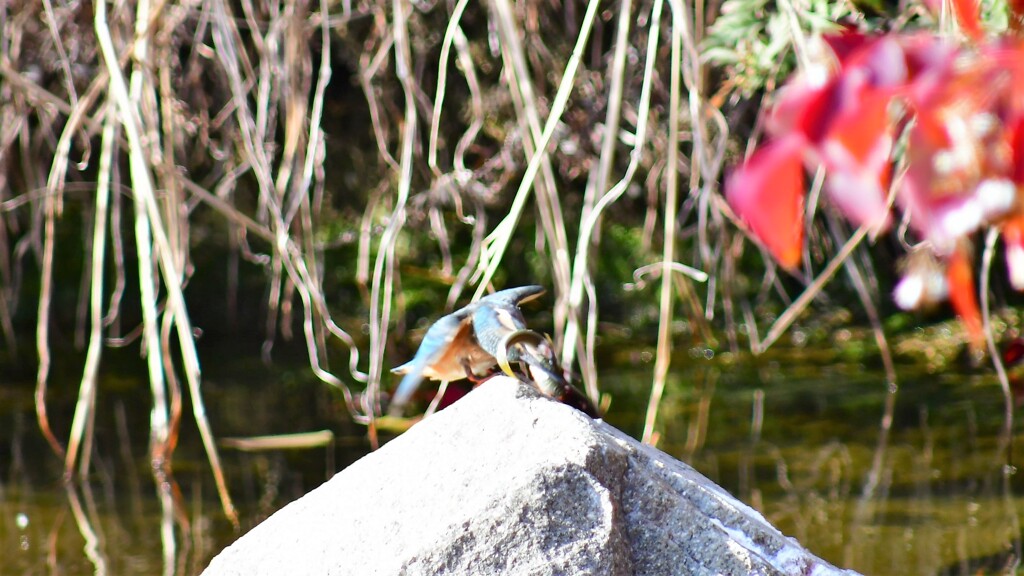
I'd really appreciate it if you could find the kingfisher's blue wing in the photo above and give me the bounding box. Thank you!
[389,311,471,414]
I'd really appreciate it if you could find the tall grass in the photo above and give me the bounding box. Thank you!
[1,0,986,569]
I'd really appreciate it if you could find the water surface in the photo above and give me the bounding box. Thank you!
[2,336,1022,575]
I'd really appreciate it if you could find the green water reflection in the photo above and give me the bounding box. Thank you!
[2,339,1023,575]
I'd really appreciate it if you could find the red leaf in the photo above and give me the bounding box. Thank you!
[768,79,832,142]
[726,136,806,269]
[946,248,984,352]
[951,0,983,40]
[821,89,892,168]
[1012,0,1024,31]
[897,35,959,104]
[842,36,909,89]
[1009,117,1024,185]
[823,31,873,64]
[916,0,982,39]
[818,91,894,231]
[1003,337,1024,366]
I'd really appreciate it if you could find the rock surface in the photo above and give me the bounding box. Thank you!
[202,377,859,576]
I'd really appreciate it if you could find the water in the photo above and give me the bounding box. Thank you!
[2,336,1023,575]
[604,343,1024,575]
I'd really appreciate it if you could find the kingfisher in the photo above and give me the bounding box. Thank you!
[388,286,545,416]
[389,285,598,417]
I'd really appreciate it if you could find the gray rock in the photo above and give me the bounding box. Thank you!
[203,377,859,576]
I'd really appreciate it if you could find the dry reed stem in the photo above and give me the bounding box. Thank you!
[428,0,472,175]
[826,213,900,510]
[220,430,335,451]
[97,0,238,528]
[296,0,334,376]
[642,0,680,444]
[471,0,584,306]
[129,4,181,563]
[99,0,179,559]
[564,0,662,401]
[359,29,399,171]
[31,0,103,464]
[827,213,897,388]
[422,12,487,295]
[460,0,572,344]
[64,483,108,575]
[981,228,1015,467]
[182,168,369,400]
[450,28,483,176]
[35,166,63,459]
[64,104,115,478]
[568,0,634,394]
[365,0,416,424]
[642,0,724,441]
[755,225,872,354]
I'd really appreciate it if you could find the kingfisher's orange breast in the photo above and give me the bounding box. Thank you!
[420,321,495,381]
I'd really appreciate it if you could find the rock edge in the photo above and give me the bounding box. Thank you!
[202,377,859,576]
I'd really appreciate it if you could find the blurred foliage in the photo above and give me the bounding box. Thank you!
[703,0,850,97]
